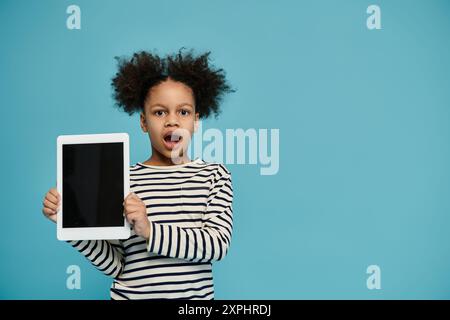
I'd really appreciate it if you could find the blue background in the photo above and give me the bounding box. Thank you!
[1,0,450,299]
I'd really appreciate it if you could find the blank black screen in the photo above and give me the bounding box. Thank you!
[62,142,124,228]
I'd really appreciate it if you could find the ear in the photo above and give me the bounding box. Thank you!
[140,112,148,133]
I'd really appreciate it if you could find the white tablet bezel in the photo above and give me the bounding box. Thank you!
[56,133,131,241]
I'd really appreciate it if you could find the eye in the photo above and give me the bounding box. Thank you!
[154,110,166,116]
[180,109,190,116]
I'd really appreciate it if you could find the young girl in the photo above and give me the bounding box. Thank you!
[41,48,234,300]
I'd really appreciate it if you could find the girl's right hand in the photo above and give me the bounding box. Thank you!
[42,187,60,223]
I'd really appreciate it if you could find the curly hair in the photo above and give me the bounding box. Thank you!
[111,48,235,119]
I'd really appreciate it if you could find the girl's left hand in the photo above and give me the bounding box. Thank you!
[123,192,150,239]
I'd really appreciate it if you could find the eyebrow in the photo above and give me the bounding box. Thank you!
[150,103,194,109]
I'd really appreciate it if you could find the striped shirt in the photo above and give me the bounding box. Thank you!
[67,158,233,300]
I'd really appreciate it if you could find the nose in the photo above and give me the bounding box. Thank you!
[164,113,179,127]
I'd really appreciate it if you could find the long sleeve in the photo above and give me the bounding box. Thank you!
[146,165,233,263]
[66,239,125,279]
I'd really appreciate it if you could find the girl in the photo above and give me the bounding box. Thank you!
[42,48,235,300]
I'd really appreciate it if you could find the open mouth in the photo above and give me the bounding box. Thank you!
[163,132,183,149]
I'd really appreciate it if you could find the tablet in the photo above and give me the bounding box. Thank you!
[56,133,131,240]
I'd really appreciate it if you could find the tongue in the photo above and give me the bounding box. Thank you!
[164,136,182,149]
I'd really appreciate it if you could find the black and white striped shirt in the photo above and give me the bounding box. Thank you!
[67,158,233,300]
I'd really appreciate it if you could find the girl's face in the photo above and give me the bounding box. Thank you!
[140,78,199,165]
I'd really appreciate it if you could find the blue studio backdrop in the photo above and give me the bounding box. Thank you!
[1,0,450,299]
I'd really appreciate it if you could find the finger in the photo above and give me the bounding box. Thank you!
[125,213,138,225]
[124,205,141,215]
[124,200,139,210]
[125,199,145,208]
[46,192,58,204]
[124,198,142,207]
[43,207,57,216]
[131,192,141,200]
[44,198,58,211]
[127,213,144,224]
[125,192,138,202]
[49,188,60,199]
[125,192,135,200]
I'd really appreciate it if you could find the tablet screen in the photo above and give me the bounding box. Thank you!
[62,142,124,228]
